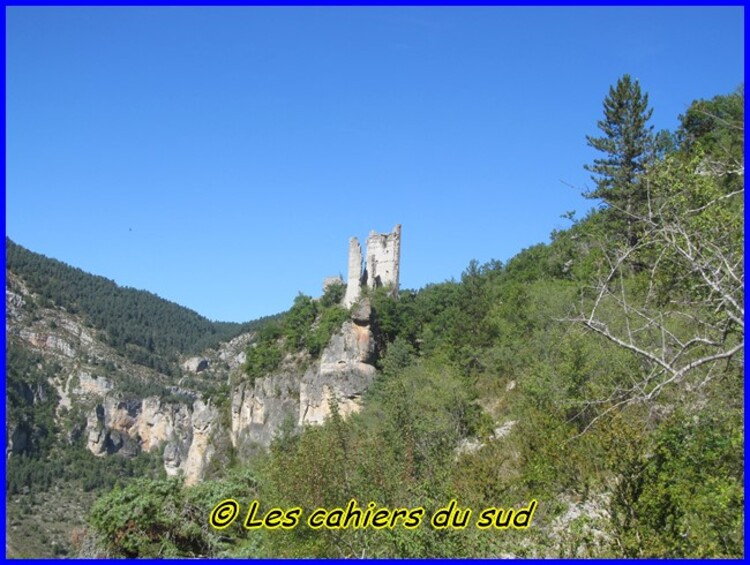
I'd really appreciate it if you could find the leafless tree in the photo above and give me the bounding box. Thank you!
[565,155,743,433]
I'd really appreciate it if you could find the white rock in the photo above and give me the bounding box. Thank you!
[182,357,209,373]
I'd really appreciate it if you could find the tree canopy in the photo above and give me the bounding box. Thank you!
[585,74,654,244]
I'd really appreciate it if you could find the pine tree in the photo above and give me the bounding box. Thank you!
[585,74,654,243]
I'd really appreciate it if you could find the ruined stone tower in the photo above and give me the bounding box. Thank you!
[342,224,401,308]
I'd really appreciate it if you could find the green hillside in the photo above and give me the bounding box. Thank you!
[7,81,743,558]
[6,238,277,375]
[84,82,743,558]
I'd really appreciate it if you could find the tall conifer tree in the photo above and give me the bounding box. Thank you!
[585,74,654,242]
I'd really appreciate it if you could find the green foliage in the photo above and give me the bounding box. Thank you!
[258,362,485,557]
[115,374,173,401]
[244,341,284,382]
[69,84,744,559]
[257,319,283,342]
[283,293,319,351]
[89,472,259,557]
[608,406,743,557]
[6,444,165,496]
[379,336,416,376]
[308,305,349,357]
[678,84,744,169]
[320,281,346,308]
[91,479,210,557]
[585,74,654,204]
[584,74,655,246]
[6,340,60,457]
[6,238,279,376]
[242,319,291,382]
[242,292,350,382]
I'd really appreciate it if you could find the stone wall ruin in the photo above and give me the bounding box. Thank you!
[340,224,401,308]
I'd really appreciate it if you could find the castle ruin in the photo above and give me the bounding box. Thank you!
[340,225,402,308]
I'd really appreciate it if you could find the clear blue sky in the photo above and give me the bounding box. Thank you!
[6,6,744,323]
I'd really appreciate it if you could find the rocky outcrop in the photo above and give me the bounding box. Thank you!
[181,399,220,486]
[299,317,377,425]
[230,370,302,455]
[455,420,518,458]
[350,296,371,324]
[6,230,394,489]
[135,398,192,453]
[179,332,254,375]
[5,286,26,323]
[182,357,209,373]
[231,297,379,452]
[215,333,253,371]
[82,394,219,484]
[547,493,612,556]
[86,398,147,457]
[8,268,239,486]
[74,373,113,397]
[18,329,76,358]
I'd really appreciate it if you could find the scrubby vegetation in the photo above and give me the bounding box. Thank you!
[242,283,350,382]
[9,81,743,558]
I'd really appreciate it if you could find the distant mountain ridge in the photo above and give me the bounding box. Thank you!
[5,237,277,376]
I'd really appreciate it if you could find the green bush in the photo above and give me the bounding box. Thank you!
[243,292,351,383]
[320,281,345,308]
[308,306,349,357]
[244,342,283,382]
[609,407,743,557]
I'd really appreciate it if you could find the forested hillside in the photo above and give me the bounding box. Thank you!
[83,81,742,558]
[6,239,276,375]
[8,81,743,558]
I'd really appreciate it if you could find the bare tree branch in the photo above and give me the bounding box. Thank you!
[564,157,743,434]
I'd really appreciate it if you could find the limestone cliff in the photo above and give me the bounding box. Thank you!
[7,266,379,485]
[174,399,220,486]
[83,391,225,485]
[230,364,302,456]
[231,298,378,453]
[5,235,393,559]
[6,271,225,485]
[7,228,395,489]
[299,301,377,425]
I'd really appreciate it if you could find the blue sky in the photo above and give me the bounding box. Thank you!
[6,6,744,323]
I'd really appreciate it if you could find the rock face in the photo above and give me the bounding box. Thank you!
[350,297,371,324]
[6,229,396,489]
[342,225,401,307]
[18,329,77,358]
[74,373,113,398]
[234,226,397,455]
[182,357,209,373]
[86,399,148,458]
[300,306,377,425]
[231,297,378,452]
[213,332,253,371]
[180,399,220,486]
[83,393,219,485]
[230,370,302,456]
[137,397,189,452]
[7,271,220,481]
